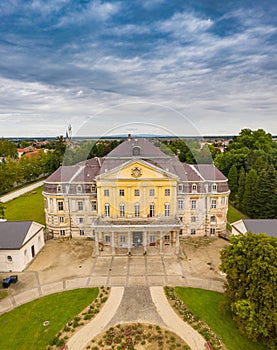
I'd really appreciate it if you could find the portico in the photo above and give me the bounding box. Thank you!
[92,217,181,255]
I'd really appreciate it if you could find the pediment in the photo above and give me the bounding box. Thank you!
[98,159,178,180]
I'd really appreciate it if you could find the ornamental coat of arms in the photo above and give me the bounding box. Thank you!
[131,166,142,178]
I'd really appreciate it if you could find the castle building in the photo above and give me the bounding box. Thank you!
[43,137,229,254]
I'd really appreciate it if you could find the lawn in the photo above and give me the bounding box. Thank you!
[0,288,98,350]
[175,287,268,350]
[4,186,45,225]
[227,204,247,223]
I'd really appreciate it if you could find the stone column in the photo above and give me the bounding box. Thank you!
[175,229,180,254]
[95,230,99,255]
[111,231,115,255]
[159,231,163,254]
[143,230,147,254]
[128,230,131,255]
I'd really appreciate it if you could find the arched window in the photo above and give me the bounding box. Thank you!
[57,185,62,193]
[149,203,155,217]
[132,146,141,156]
[77,185,82,193]
[212,183,217,192]
[192,184,197,192]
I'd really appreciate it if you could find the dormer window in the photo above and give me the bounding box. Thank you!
[57,185,62,193]
[192,184,197,192]
[132,146,141,156]
[212,184,217,192]
[91,185,96,192]
[77,185,82,193]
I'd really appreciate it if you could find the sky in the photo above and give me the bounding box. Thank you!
[0,0,277,137]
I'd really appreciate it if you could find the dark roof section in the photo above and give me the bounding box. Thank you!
[0,221,32,249]
[106,138,170,158]
[192,164,227,181]
[243,219,277,237]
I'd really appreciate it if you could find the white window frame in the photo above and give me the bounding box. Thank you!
[211,200,217,209]
[77,185,82,193]
[164,203,170,216]
[60,229,65,236]
[134,203,140,217]
[120,235,126,243]
[104,203,110,217]
[165,188,170,196]
[79,229,85,236]
[104,189,109,197]
[191,200,196,209]
[178,199,183,210]
[77,201,83,211]
[119,189,125,196]
[149,188,155,196]
[134,189,140,196]
[119,203,125,217]
[190,228,196,235]
[192,184,197,192]
[58,201,64,211]
[78,217,84,224]
[105,235,111,243]
[191,216,197,223]
[210,227,216,235]
[149,203,155,217]
[59,216,64,223]
[212,183,217,192]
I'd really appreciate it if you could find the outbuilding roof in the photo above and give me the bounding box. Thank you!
[0,221,33,249]
[243,219,277,237]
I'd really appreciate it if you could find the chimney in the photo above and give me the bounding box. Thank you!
[128,133,131,141]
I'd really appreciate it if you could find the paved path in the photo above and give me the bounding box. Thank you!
[67,286,206,350]
[0,180,44,203]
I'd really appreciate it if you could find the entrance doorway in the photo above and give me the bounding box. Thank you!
[133,232,143,247]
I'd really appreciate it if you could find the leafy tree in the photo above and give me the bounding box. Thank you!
[228,164,238,201]
[0,202,5,219]
[242,169,258,217]
[237,167,246,209]
[0,138,18,158]
[220,233,277,349]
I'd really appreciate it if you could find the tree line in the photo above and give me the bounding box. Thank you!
[214,129,277,219]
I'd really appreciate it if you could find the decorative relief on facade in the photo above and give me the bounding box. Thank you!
[131,166,142,178]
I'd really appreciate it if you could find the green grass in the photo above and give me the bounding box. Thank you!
[4,186,45,224]
[0,288,98,350]
[227,204,247,223]
[175,287,268,350]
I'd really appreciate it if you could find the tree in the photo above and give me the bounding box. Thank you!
[254,166,277,219]
[0,138,18,158]
[237,167,245,209]
[242,169,258,217]
[228,164,238,201]
[220,233,277,349]
[0,202,5,219]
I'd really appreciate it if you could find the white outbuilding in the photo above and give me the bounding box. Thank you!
[0,221,45,272]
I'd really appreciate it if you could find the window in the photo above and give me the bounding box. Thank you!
[149,203,155,217]
[212,184,217,192]
[91,201,97,211]
[120,203,125,217]
[211,200,217,209]
[57,185,62,193]
[134,189,140,196]
[178,184,183,192]
[134,203,140,217]
[120,235,126,243]
[58,201,64,211]
[191,200,196,209]
[164,203,170,216]
[78,217,84,224]
[210,228,216,235]
[104,189,109,197]
[210,215,216,222]
[192,184,197,192]
[165,188,170,196]
[164,235,170,242]
[59,216,64,223]
[104,203,110,217]
[78,201,83,211]
[91,185,96,192]
[191,216,197,222]
[150,235,156,243]
[77,185,82,193]
[221,197,225,205]
[7,255,13,262]
[105,235,111,243]
[179,229,183,235]
[178,199,183,210]
[119,189,125,196]
[149,188,155,196]
[60,229,65,236]
[80,229,85,236]
[132,146,141,156]
[190,228,196,235]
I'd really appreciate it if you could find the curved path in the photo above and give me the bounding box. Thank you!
[0,180,44,203]
[67,286,206,350]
